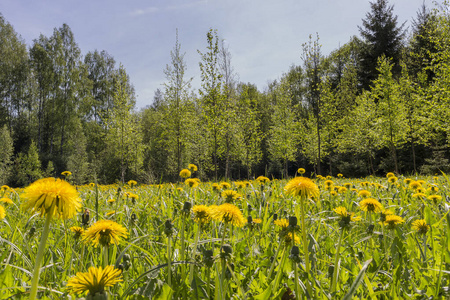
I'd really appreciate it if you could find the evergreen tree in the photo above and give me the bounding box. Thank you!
[358,0,406,89]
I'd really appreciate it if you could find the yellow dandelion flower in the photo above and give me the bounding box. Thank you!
[338,186,347,194]
[106,211,116,217]
[386,172,395,178]
[61,171,72,177]
[333,206,361,228]
[219,182,231,190]
[411,219,430,235]
[129,193,139,200]
[358,190,371,198]
[284,177,319,199]
[185,178,199,188]
[274,219,289,229]
[66,265,122,296]
[179,169,191,178]
[337,173,343,178]
[83,220,128,247]
[188,164,198,172]
[297,168,306,174]
[212,183,221,191]
[0,205,5,219]
[404,178,412,185]
[210,203,246,227]
[234,181,246,189]
[412,193,426,198]
[89,183,96,188]
[221,190,239,202]
[359,198,383,213]
[330,190,337,196]
[0,197,13,204]
[324,180,334,187]
[427,194,442,203]
[409,181,422,190]
[428,185,439,193]
[127,180,137,187]
[22,177,82,220]
[107,199,115,204]
[192,205,211,224]
[253,218,262,224]
[388,176,398,184]
[383,215,404,229]
[70,226,84,238]
[284,232,300,245]
[1,185,10,191]
[344,183,352,189]
[256,176,270,184]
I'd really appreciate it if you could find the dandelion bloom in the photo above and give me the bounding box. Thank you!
[408,181,422,190]
[234,181,246,189]
[107,199,115,204]
[127,180,137,187]
[411,219,429,235]
[403,178,412,185]
[284,177,319,199]
[427,195,442,203]
[22,177,82,220]
[359,198,383,213]
[284,232,300,245]
[330,190,337,196]
[83,219,128,247]
[388,176,398,184]
[324,180,334,187]
[70,226,85,238]
[337,173,343,178]
[338,186,348,194]
[428,185,439,193]
[212,183,221,191]
[252,218,262,224]
[220,182,231,190]
[386,172,395,178]
[210,203,246,227]
[297,168,306,174]
[344,183,352,189]
[188,164,198,172]
[1,185,10,191]
[274,219,289,229]
[256,176,270,184]
[179,169,191,179]
[382,215,404,229]
[184,178,199,188]
[192,205,211,224]
[66,265,122,296]
[106,211,116,217]
[412,193,426,199]
[221,190,239,202]
[61,171,72,177]
[129,193,139,200]
[0,205,5,219]
[357,190,371,198]
[333,206,361,228]
[0,197,13,204]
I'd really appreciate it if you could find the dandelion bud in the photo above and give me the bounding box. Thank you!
[221,244,233,255]
[225,262,234,280]
[28,226,36,237]
[289,245,301,263]
[367,224,374,234]
[288,216,297,227]
[273,213,278,221]
[247,216,253,224]
[247,204,252,213]
[81,209,90,226]
[182,201,192,214]
[164,220,174,237]
[203,249,214,268]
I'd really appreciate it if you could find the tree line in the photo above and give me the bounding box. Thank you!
[1,0,450,186]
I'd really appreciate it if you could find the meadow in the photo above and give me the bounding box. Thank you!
[0,169,449,299]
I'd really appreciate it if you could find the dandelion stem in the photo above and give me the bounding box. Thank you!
[29,212,52,300]
[267,240,283,279]
[189,223,201,284]
[299,195,313,296]
[331,229,344,293]
[167,236,172,288]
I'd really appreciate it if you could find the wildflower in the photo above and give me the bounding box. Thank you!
[106,211,116,217]
[188,164,198,172]
[382,215,404,229]
[357,190,371,198]
[297,168,306,174]
[89,183,96,188]
[388,176,398,184]
[338,186,347,193]
[22,177,82,220]
[129,194,139,200]
[404,178,412,185]
[66,265,122,297]
[61,171,72,177]
[386,172,395,178]
[427,195,442,203]
[0,197,13,205]
[234,181,246,189]
[83,220,128,247]
[252,218,262,224]
[411,219,430,235]
[337,173,343,178]
[70,226,85,239]
[324,180,334,188]
[220,182,231,190]
[333,206,361,229]
[409,181,422,190]
[284,177,319,199]
[221,190,239,202]
[179,169,191,179]
[412,193,427,199]
[0,205,5,219]
[127,180,137,187]
[344,182,352,189]
[359,198,383,213]
[428,185,439,193]
[274,219,289,229]
[212,183,221,191]
[380,209,394,222]
[107,199,115,205]
[185,178,199,188]
[284,232,300,245]
[256,176,270,184]
[210,203,246,227]
[192,205,211,224]
[330,190,337,196]
[1,185,10,191]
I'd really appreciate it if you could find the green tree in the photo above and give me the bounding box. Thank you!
[198,29,225,179]
[358,0,406,89]
[0,125,13,184]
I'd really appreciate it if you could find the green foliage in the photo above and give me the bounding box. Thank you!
[0,125,13,184]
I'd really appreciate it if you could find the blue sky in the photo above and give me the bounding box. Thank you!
[0,0,440,108]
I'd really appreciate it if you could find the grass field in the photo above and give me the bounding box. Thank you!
[0,172,449,299]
